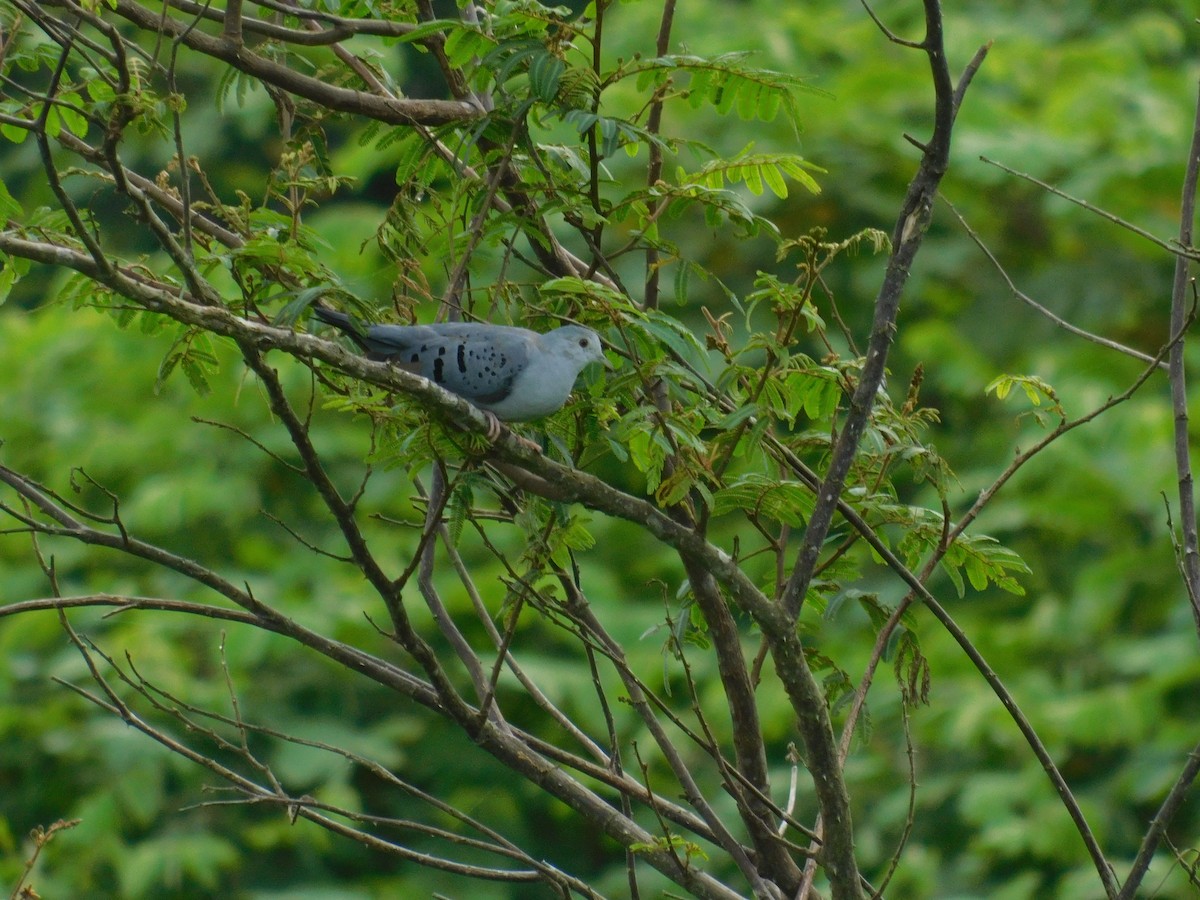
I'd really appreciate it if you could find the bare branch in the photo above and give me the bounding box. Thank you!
[780,3,976,620]
[1119,738,1200,898]
[44,0,480,125]
[1165,81,1200,634]
[0,594,261,627]
[945,196,1169,370]
[858,0,923,49]
[981,155,1200,262]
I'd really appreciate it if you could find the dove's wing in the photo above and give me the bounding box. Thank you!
[315,311,536,408]
[391,324,535,407]
[314,309,603,421]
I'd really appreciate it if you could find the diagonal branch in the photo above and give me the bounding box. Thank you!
[980,155,1200,262]
[945,197,1170,370]
[1118,737,1200,899]
[779,12,987,622]
[55,625,575,887]
[45,0,479,125]
[165,0,419,45]
[0,590,724,853]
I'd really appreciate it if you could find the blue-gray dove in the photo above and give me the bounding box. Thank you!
[314,307,607,441]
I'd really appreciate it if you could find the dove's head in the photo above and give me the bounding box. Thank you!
[547,325,610,375]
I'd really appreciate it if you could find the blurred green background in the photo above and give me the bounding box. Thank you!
[2,1,1199,897]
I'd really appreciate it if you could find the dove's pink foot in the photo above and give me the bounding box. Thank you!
[483,411,542,454]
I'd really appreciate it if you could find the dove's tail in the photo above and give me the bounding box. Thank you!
[312,306,370,349]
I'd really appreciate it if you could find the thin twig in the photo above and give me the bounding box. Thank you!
[858,0,923,49]
[980,155,1200,262]
[944,196,1169,370]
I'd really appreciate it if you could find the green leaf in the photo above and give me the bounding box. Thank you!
[599,117,622,159]
[715,404,757,430]
[443,26,496,69]
[940,533,1031,598]
[762,162,788,198]
[683,152,824,199]
[635,309,710,366]
[55,91,90,137]
[529,51,564,103]
[711,474,814,526]
[673,261,691,305]
[0,177,25,223]
[0,117,30,143]
[656,466,696,507]
[985,373,1064,418]
[623,52,822,128]
[561,108,599,135]
[394,18,457,46]
[713,79,738,115]
[0,260,17,306]
[156,327,219,397]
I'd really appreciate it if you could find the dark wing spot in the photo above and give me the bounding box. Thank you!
[432,357,445,382]
[408,353,420,364]
[457,343,467,373]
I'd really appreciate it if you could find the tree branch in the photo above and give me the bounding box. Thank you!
[944,196,1170,370]
[780,5,981,622]
[1165,79,1200,633]
[45,0,480,125]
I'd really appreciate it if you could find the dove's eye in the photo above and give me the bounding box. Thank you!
[578,338,590,348]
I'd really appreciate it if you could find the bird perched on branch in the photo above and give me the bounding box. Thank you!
[313,307,608,444]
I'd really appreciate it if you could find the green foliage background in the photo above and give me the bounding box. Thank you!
[2,0,1200,897]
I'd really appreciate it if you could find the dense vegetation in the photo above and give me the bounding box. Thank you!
[2,1,1199,897]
